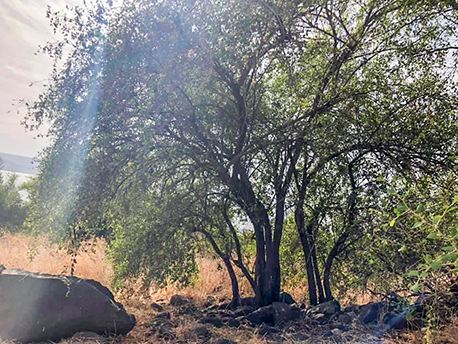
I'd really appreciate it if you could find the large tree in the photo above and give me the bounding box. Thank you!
[26,0,458,306]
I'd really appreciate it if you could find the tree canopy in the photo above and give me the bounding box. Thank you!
[26,0,458,306]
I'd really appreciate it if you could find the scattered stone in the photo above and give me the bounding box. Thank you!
[0,268,136,343]
[344,305,359,314]
[245,305,274,325]
[337,313,352,324]
[309,312,328,325]
[234,306,255,317]
[170,295,192,306]
[151,303,164,312]
[199,315,224,328]
[280,292,295,305]
[383,312,408,330]
[311,299,341,317]
[289,332,310,341]
[359,302,384,324]
[205,295,217,307]
[331,328,343,336]
[272,302,302,325]
[193,325,211,339]
[226,318,241,328]
[214,338,237,344]
[258,324,282,337]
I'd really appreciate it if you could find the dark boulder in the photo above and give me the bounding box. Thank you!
[272,302,301,325]
[245,305,274,325]
[170,294,192,306]
[359,302,384,324]
[0,268,136,343]
[280,292,295,305]
[308,299,341,318]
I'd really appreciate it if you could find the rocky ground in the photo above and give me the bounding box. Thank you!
[109,294,423,344]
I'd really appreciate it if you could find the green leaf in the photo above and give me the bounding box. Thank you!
[452,228,458,238]
[420,272,428,278]
[397,205,407,212]
[433,215,442,225]
[407,270,419,277]
[442,246,454,252]
[412,222,423,229]
[454,195,458,203]
[427,232,438,239]
[376,176,384,182]
[416,204,425,213]
[412,282,419,293]
[389,188,396,195]
[431,261,441,271]
[390,219,396,227]
[442,254,453,263]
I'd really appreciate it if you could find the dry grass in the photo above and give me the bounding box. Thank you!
[0,232,112,285]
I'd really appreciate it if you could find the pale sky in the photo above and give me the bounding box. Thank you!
[0,0,82,158]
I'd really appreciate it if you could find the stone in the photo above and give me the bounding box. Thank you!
[170,294,192,306]
[383,312,408,330]
[226,318,241,328]
[337,313,352,324]
[234,306,255,317]
[290,332,310,341]
[0,268,136,343]
[258,324,281,337]
[359,302,384,324]
[151,303,164,312]
[310,299,341,317]
[280,292,295,305]
[214,338,237,344]
[310,313,328,325]
[272,302,302,325]
[344,305,359,314]
[193,326,211,339]
[199,315,224,328]
[245,305,274,325]
[240,297,256,307]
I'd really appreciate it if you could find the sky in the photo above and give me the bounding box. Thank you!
[0,0,82,158]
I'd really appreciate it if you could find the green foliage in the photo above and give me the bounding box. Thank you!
[23,0,458,301]
[0,159,28,231]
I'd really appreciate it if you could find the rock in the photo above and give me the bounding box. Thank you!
[151,303,164,312]
[337,313,352,324]
[383,312,408,330]
[199,315,224,328]
[234,306,255,317]
[245,305,274,325]
[170,294,192,306]
[0,269,136,343]
[309,312,328,325]
[359,302,384,324]
[280,292,295,305]
[290,332,310,341]
[240,297,256,307]
[225,318,241,328]
[311,299,341,317]
[193,326,211,339]
[331,328,343,336]
[214,338,237,344]
[344,305,359,314]
[258,324,281,337]
[272,302,301,325]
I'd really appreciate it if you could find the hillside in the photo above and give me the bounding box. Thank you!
[0,152,37,175]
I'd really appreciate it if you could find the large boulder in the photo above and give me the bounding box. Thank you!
[272,302,301,325]
[0,268,136,343]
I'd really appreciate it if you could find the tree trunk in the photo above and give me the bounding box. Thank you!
[311,242,326,303]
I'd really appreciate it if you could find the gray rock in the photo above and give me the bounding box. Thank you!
[199,315,224,328]
[337,313,352,324]
[0,269,136,343]
[193,326,211,339]
[258,324,281,337]
[72,331,105,340]
[234,306,255,317]
[151,302,164,312]
[359,302,383,324]
[280,292,295,305]
[170,294,192,306]
[225,318,241,328]
[272,302,301,325]
[214,338,237,344]
[309,312,328,325]
[245,305,274,325]
[310,299,341,317]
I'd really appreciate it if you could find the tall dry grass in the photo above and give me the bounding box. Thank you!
[0,232,112,285]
